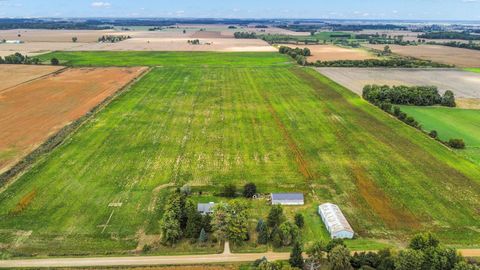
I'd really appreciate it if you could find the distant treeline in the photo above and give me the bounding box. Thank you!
[356,33,424,46]
[418,31,480,40]
[234,32,257,39]
[329,24,407,32]
[0,19,111,30]
[0,52,40,65]
[362,85,456,107]
[312,59,451,68]
[431,41,480,51]
[98,35,131,43]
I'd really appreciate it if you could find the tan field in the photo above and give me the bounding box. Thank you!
[0,65,64,91]
[0,42,90,57]
[280,44,378,62]
[0,67,147,173]
[365,44,480,67]
[0,29,118,43]
[317,67,480,108]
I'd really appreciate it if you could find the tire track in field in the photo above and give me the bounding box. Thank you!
[251,70,318,199]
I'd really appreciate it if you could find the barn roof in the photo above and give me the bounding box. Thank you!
[318,203,354,235]
[271,193,304,201]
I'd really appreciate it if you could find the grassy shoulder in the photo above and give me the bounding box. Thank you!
[37,51,292,67]
[399,105,480,165]
[465,68,480,73]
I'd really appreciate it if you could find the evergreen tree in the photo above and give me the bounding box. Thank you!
[294,213,304,228]
[198,228,208,243]
[243,182,257,198]
[267,205,285,228]
[289,242,304,269]
[184,199,202,238]
[328,245,353,270]
[257,220,268,245]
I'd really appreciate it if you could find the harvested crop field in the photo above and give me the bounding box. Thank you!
[0,67,146,174]
[317,68,480,105]
[279,44,378,62]
[0,65,64,92]
[0,29,117,43]
[365,44,480,67]
[1,53,480,256]
[0,42,89,57]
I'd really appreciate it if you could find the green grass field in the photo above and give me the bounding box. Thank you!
[38,51,291,67]
[400,106,480,165]
[465,68,480,73]
[1,52,480,257]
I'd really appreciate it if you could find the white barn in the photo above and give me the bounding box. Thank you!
[318,203,354,239]
[271,193,304,205]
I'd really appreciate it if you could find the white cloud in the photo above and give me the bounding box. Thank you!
[91,2,111,8]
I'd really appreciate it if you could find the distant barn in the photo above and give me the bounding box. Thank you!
[318,203,354,239]
[271,193,304,205]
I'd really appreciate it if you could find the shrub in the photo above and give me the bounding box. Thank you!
[243,182,257,198]
[448,139,466,149]
[51,58,60,65]
[222,183,237,197]
[429,130,438,139]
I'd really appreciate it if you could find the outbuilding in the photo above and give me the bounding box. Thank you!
[271,193,304,205]
[197,202,215,215]
[318,203,354,239]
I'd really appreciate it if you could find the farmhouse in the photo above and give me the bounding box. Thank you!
[197,202,215,215]
[318,203,354,239]
[271,193,304,205]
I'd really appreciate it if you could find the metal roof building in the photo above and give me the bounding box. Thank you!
[271,193,304,205]
[318,203,354,239]
[197,202,215,215]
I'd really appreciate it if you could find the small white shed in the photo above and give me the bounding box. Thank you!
[318,203,354,239]
[197,202,215,215]
[271,193,304,205]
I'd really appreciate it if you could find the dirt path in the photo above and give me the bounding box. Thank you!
[1,249,479,268]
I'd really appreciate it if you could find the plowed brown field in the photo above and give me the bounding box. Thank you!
[0,65,64,92]
[0,67,147,173]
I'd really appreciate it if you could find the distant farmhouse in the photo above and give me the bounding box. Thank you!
[271,193,304,205]
[318,203,354,239]
[197,202,215,215]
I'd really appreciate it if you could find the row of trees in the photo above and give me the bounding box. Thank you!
[0,52,40,65]
[418,31,480,41]
[97,35,131,43]
[362,85,456,107]
[312,58,451,68]
[278,46,311,65]
[431,41,480,51]
[255,205,304,248]
[251,233,479,270]
[187,39,201,45]
[234,32,257,39]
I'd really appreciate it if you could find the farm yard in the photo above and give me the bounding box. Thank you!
[316,68,480,108]
[1,52,480,257]
[399,106,480,165]
[0,64,64,91]
[365,44,480,67]
[0,67,147,174]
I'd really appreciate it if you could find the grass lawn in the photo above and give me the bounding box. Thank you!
[38,51,292,67]
[399,106,480,165]
[0,52,480,257]
[465,68,480,73]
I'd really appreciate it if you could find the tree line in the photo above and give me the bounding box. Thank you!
[234,32,257,39]
[97,35,131,43]
[430,41,480,51]
[363,87,466,150]
[278,46,311,65]
[249,233,479,270]
[418,31,480,41]
[362,85,456,107]
[0,52,40,65]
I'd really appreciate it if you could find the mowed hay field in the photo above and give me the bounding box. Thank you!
[399,106,480,165]
[365,44,480,67]
[0,64,64,92]
[0,67,147,174]
[0,52,480,256]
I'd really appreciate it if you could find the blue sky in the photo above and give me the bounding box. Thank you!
[0,0,479,20]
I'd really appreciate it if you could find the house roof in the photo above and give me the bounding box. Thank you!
[271,193,304,201]
[318,203,354,235]
[197,202,215,213]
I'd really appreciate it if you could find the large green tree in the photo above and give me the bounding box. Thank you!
[328,245,353,270]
